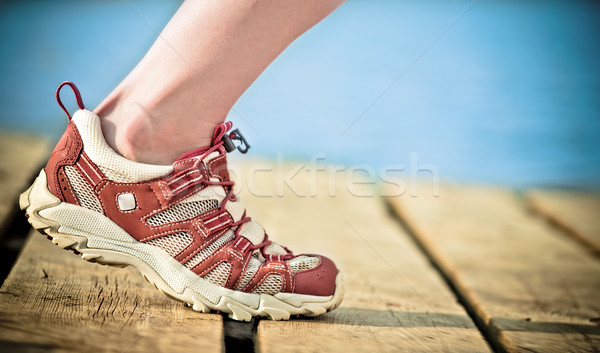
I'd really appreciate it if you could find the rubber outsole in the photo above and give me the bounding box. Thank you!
[19,170,344,321]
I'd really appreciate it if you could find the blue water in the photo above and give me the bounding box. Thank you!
[1,0,599,190]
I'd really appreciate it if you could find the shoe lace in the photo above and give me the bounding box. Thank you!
[191,133,294,261]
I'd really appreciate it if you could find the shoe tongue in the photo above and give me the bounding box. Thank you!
[264,243,289,256]
[239,221,289,256]
[175,147,210,161]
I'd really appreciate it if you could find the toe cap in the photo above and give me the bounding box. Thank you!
[292,255,338,296]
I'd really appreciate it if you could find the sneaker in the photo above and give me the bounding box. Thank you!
[20,82,344,321]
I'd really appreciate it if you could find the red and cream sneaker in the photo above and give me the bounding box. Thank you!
[20,82,343,321]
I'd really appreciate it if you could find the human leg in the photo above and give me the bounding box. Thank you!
[96,0,345,164]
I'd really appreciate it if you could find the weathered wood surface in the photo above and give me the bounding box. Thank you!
[9,149,597,352]
[0,231,224,352]
[0,132,49,232]
[386,184,600,353]
[528,189,600,257]
[231,159,490,353]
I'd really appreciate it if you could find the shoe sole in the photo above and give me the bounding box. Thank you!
[19,169,344,321]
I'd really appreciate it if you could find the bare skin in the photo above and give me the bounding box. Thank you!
[95,0,345,165]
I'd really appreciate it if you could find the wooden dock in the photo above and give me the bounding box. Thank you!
[0,137,599,352]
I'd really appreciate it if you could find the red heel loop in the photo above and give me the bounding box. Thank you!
[56,81,85,120]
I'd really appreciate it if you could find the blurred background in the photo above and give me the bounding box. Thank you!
[1,0,599,190]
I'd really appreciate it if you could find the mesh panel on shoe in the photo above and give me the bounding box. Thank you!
[184,230,235,269]
[235,256,262,290]
[203,262,231,287]
[64,165,103,213]
[95,166,135,183]
[288,256,321,273]
[144,232,193,257]
[253,274,283,295]
[146,200,219,227]
[185,187,224,203]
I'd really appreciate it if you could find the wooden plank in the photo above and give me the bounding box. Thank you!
[528,189,600,257]
[0,131,49,233]
[386,183,600,352]
[0,231,223,353]
[231,160,490,353]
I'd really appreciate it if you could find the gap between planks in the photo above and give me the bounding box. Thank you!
[527,190,600,259]
[232,159,491,353]
[385,183,600,353]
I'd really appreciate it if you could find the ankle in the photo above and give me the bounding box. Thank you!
[100,111,161,164]
[95,99,215,165]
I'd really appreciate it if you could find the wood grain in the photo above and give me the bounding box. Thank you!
[386,183,600,353]
[0,231,223,353]
[528,189,600,257]
[230,159,490,353]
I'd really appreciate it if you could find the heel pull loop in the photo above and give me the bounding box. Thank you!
[56,81,85,120]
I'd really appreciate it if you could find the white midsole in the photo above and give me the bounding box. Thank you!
[20,169,344,321]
